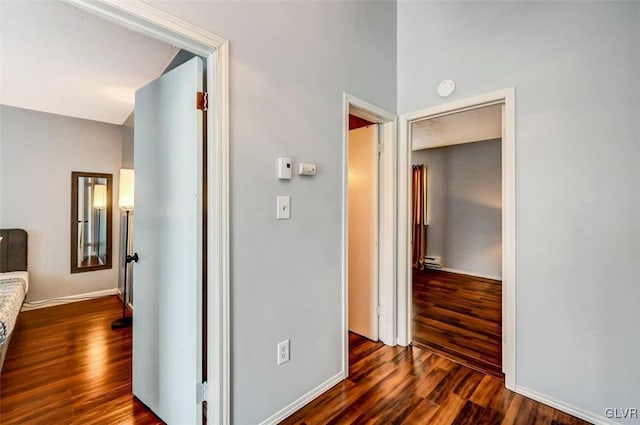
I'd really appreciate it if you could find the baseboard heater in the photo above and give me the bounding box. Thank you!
[424,256,442,268]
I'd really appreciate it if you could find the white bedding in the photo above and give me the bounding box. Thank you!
[0,271,29,293]
[0,272,28,346]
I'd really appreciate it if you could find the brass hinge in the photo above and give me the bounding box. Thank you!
[197,92,208,111]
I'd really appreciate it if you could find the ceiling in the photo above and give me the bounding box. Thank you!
[0,0,179,125]
[412,104,502,150]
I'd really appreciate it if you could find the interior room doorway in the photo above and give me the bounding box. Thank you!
[398,88,516,389]
[342,94,396,377]
[348,121,380,342]
[16,0,230,422]
[410,104,503,378]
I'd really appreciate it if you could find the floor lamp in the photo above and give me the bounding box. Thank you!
[112,169,136,329]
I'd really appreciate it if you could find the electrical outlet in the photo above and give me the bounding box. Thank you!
[277,339,290,365]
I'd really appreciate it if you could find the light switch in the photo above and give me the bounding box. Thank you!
[277,196,290,220]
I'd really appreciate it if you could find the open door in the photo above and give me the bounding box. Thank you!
[132,57,205,425]
[348,124,379,341]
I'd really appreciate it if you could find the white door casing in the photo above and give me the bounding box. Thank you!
[61,2,231,422]
[397,87,516,390]
[342,93,397,377]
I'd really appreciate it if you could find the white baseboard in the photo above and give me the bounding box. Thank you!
[21,288,120,311]
[433,266,501,281]
[515,385,617,425]
[258,371,345,425]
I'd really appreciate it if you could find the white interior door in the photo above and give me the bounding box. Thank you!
[348,125,379,341]
[132,57,204,425]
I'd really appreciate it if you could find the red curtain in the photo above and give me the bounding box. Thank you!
[412,165,427,269]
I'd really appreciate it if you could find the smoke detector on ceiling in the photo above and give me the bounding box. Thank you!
[437,79,455,97]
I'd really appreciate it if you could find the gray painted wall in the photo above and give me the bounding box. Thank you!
[0,105,122,301]
[412,139,501,278]
[146,1,397,423]
[121,112,134,169]
[399,2,640,422]
[163,49,197,75]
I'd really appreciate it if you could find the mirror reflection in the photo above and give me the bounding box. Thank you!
[71,172,112,273]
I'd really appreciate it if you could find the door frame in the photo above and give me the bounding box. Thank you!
[397,87,517,390]
[342,94,396,376]
[62,0,230,422]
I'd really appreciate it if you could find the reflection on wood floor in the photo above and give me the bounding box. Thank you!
[413,269,503,378]
[0,296,162,424]
[281,333,590,424]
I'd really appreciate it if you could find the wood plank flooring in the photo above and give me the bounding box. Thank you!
[281,333,591,425]
[0,296,162,424]
[413,269,503,378]
[1,293,590,425]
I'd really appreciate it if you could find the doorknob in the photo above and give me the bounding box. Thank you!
[126,253,139,264]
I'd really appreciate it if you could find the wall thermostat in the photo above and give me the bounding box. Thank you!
[298,163,316,176]
[277,157,292,179]
[437,79,456,97]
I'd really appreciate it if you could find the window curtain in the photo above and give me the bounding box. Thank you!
[412,165,427,269]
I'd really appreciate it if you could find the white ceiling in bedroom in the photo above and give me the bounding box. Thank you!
[0,0,179,125]
[412,103,503,150]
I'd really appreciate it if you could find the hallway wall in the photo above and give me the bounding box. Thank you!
[399,2,640,423]
[144,2,397,423]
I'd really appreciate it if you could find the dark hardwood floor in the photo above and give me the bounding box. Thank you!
[282,333,590,425]
[0,296,162,424]
[2,293,590,425]
[413,269,503,378]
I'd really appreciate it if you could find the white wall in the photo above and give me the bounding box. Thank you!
[145,1,397,423]
[412,139,502,278]
[0,105,122,302]
[399,2,640,422]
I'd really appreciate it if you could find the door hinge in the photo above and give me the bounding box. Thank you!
[197,91,208,111]
[196,381,208,403]
[377,305,383,317]
[377,142,383,155]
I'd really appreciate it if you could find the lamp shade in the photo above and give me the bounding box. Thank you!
[93,184,107,210]
[119,169,135,211]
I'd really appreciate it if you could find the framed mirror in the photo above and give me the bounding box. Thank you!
[71,172,113,273]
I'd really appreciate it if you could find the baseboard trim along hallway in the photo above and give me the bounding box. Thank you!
[21,288,120,311]
[258,371,345,425]
[515,385,618,425]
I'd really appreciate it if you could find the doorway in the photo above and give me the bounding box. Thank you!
[397,88,516,389]
[342,94,396,377]
[410,104,503,378]
[54,1,231,422]
[348,122,379,342]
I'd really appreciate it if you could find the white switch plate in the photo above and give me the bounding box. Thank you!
[277,196,290,220]
[277,339,290,365]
